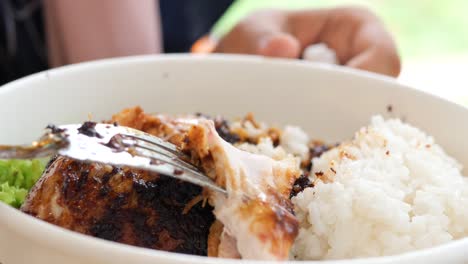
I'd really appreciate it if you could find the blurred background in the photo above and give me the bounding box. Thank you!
[213,0,468,106]
[1,0,466,105]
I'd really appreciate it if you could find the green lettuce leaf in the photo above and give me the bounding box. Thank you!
[0,159,47,208]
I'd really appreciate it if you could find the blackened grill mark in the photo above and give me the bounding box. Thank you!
[77,121,103,138]
[62,163,80,200]
[40,155,214,256]
[43,155,59,175]
[77,169,89,190]
[110,193,127,210]
[99,185,110,197]
[125,170,138,180]
[90,169,213,255]
[99,167,121,197]
[136,174,214,254]
[90,218,122,241]
[102,167,120,184]
[61,161,93,202]
[62,172,71,199]
[133,211,158,247]
[133,179,159,202]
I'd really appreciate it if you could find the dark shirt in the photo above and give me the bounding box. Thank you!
[0,0,47,84]
[0,0,234,85]
[160,0,233,53]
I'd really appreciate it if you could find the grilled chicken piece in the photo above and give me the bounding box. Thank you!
[22,155,214,254]
[22,106,302,260]
[21,107,218,255]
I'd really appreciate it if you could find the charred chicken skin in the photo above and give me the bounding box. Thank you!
[22,107,315,260]
[22,107,216,255]
[22,155,213,254]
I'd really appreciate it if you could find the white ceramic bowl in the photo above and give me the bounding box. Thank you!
[0,55,467,264]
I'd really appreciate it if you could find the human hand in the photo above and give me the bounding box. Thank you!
[215,7,401,77]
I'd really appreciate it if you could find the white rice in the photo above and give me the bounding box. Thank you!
[236,125,309,161]
[292,115,468,260]
[237,137,289,161]
[280,126,310,161]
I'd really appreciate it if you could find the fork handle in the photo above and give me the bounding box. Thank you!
[0,145,57,159]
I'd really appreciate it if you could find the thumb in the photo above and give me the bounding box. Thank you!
[256,32,301,59]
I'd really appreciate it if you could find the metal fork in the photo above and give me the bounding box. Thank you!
[0,122,226,194]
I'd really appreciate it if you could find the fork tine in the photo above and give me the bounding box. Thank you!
[121,136,199,171]
[129,144,208,181]
[122,132,190,160]
[142,161,226,194]
[133,143,198,172]
[52,123,226,194]
[117,131,223,193]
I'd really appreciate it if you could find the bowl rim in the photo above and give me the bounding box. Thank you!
[2,52,466,114]
[2,52,466,110]
[1,54,467,263]
[1,53,399,93]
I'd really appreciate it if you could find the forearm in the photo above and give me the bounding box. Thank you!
[44,0,162,67]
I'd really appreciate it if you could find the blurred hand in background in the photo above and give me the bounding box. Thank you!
[1,1,401,85]
[215,7,401,77]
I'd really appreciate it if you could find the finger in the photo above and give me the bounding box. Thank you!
[345,12,401,77]
[288,7,401,76]
[289,8,372,64]
[346,46,401,77]
[214,11,300,59]
[257,32,301,58]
